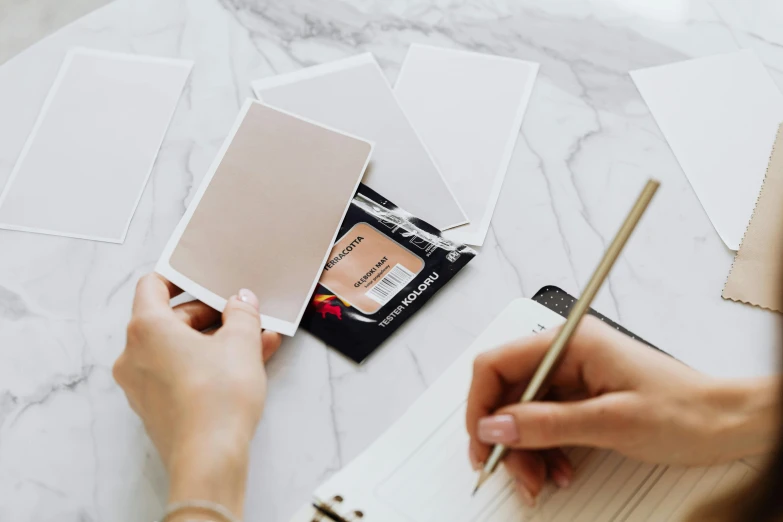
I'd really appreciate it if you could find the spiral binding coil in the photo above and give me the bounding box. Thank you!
[310,495,364,522]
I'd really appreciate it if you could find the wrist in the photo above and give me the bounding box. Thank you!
[166,432,252,521]
[707,375,780,461]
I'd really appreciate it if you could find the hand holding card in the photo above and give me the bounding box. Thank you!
[157,100,373,336]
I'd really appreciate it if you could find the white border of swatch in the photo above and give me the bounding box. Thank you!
[0,48,193,243]
[395,45,539,246]
[251,53,468,232]
[156,100,373,336]
[631,50,783,250]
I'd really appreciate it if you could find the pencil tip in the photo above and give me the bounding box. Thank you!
[473,471,488,496]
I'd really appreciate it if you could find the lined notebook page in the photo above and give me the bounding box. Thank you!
[294,299,758,521]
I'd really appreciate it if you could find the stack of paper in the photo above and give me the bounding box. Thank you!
[0,44,543,337]
[252,46,540,246]
[157,101,373,336]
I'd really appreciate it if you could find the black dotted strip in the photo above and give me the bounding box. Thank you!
[532,285,662,353]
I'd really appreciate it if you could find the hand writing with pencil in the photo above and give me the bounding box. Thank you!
[465,316,779,507]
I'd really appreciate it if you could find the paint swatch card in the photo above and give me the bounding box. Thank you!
[157,100,373,336]
[302,184,476,363]
[0,48,192,242]
[631,50,783,250]
[319,222,426,315]
[251,53,467,232]
[395,45,539,246]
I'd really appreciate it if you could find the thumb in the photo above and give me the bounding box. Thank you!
[220,288,262,343]
[477,393,635,451]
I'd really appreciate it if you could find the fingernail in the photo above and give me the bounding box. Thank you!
[469,446,482,471]
[478,415,519,445]
[550,454,573,488]
[238,288,259,311]
[551,467,571,489]
[515,480,536,508]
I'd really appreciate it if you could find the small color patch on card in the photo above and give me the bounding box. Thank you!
[319,222,425,314]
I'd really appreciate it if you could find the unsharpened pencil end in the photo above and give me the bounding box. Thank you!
[472,470,489,496]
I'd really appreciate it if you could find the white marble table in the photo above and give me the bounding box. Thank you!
[1,1,782,521]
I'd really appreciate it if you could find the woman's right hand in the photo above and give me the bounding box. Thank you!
[466,316,778,506]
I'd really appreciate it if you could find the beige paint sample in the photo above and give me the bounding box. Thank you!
[319,223,424,314]
[158,100,372,335]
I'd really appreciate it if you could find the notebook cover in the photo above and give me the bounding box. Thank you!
[532,285,661,352]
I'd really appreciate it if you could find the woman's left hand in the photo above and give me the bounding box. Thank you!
[113,273,281,517]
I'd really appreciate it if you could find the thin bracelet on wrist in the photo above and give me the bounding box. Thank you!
[159,500,241,522]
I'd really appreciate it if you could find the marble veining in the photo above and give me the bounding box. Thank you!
[1,1,783,521]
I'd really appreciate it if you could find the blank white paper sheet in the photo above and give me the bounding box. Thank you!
[0,48,193,243]
[251,53,467,232]
[395,44,539,246]
[631,50,783,250]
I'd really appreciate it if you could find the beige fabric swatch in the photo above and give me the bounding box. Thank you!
[723,123,783,312]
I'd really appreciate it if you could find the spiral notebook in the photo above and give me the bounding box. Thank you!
[289,299,759,521]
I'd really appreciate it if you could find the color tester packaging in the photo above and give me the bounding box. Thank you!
[302,184,476,363]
